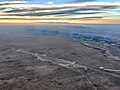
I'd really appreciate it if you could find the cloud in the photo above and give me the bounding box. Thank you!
[4,0,94,4]
[46,1,54,5]
[0,1,120,24]
[0,1,25,5]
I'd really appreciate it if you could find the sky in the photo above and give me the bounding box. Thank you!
[0,0,120,24]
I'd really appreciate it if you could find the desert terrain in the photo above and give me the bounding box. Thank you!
[0,25,120,90]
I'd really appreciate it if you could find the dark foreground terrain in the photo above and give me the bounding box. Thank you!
[0,25,120,90]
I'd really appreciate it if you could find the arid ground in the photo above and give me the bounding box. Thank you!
[0,25,120,90]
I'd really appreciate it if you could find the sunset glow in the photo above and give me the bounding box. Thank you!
[0,0,120,24]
